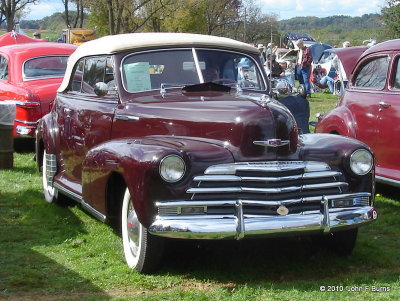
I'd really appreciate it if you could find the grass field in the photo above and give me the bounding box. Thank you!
[1,92,399,300]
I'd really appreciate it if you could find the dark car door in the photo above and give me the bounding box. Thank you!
[56,56,118,187]
[374,53,400,182]
[345,54,390,153]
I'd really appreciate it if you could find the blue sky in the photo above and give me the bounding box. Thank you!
[25,0,387,21]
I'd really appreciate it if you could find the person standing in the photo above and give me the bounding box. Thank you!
[295,39,313,97]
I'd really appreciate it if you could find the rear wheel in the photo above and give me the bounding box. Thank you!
[121,188,164,273]
[41,150,71,206]
[42,149,58,203]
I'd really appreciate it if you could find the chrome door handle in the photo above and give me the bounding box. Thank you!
[379,101,391,109]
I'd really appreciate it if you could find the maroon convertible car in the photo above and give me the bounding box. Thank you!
[36,33,377,273]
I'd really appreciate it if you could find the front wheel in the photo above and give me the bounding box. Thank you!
[121,188,164,274]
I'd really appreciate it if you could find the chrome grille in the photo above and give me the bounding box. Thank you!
[157,161,371,217]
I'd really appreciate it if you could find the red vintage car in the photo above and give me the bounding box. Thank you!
[316,39,400,187]
[36,33,377,273]
[0,42,77,137]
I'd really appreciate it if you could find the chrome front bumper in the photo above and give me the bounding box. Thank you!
[149,204,377,240]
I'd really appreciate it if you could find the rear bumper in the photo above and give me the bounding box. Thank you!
[16,121,37,137]
[149,205,377,240]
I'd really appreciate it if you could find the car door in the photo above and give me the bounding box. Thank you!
[374,53,400,182]
[345,54,390,152]
[56,56,118,187]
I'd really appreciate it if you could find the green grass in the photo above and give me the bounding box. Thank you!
[1,94,399,300]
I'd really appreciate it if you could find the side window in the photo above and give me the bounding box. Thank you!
[0,55,8,81]
[82,57,106,94]
[71,59,84,92]
[392,57,400,89]
[353,56,389,89]
[70,56,115,95]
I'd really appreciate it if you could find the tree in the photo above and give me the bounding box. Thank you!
[239,0,279,45]
[381,0,400,39]
[62,0,86,28]
[0,0,37,31]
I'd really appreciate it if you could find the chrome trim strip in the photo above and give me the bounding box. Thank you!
[187,181,347,194]
[149,206,377,239]
[193,171,341,183]
[204,161,330,175]
[253,140,290,147]
[115,115,140,121]
[376,175,400,188]
[303,182,348,190]
[156,193,371,209]
[15,119,37,125]
[53,182,106,222]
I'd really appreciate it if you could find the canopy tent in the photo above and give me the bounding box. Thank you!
[0,31,47,47]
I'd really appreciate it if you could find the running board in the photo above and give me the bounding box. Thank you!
[53,182,107,222]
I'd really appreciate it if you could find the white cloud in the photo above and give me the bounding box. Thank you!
[259,0,385,20]
[24,1,65,20]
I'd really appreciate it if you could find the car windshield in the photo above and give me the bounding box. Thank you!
[23,56,69,80]
[121,48,265,93]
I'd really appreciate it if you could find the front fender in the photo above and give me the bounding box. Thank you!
[315,106,356,137]
[82,137,234,227]
[299,133,375,196]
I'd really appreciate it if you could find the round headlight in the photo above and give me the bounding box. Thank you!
[350,149,373,175]
[159,155,186,183]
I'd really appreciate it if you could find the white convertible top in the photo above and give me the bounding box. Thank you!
[58,32,259,92]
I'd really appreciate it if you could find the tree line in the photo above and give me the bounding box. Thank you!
[1,0,399,46]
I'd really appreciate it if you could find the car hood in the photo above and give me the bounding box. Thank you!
[115,89,299,161]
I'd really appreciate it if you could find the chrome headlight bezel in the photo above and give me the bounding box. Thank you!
[349,149,373,176]
[159,155,186,183]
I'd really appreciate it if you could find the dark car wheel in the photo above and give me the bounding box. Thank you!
[314,228,358,256]
[121,188,164,274]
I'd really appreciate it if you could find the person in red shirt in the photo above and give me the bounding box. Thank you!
[295,39,313,97]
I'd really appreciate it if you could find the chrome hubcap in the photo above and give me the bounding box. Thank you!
[127,201,140,257]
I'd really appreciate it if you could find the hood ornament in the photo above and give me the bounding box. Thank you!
[253,139,290,147]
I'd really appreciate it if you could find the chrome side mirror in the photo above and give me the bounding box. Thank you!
[94,82,109,97]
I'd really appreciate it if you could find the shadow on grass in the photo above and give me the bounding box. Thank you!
[159,197,399,290]
[0,188,111,300]
[13,138,35,153]
[376,183,400,201]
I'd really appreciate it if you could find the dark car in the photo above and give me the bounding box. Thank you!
[316,39,400,187]
[36,33,377,273]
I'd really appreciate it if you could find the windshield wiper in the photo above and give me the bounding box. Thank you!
[160,83,187,95]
